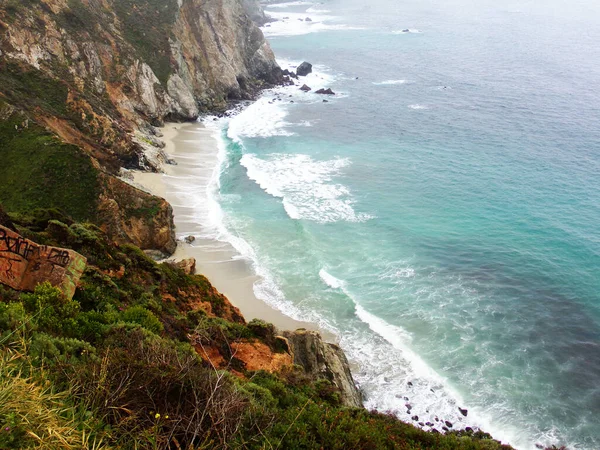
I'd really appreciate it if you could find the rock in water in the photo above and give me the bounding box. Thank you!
[315,88,336,95]
[459,407,468,417]
[296,61,313,76]
[300,84,312,92]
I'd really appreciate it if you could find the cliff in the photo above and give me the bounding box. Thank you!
[0,0,281,252]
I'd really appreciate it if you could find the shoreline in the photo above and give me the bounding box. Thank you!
[131,122,330,338]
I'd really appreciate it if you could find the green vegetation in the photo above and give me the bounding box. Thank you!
[113,0,179,84]
[0,106,100,221]
[0,61,69,117]
[0,211,518,449]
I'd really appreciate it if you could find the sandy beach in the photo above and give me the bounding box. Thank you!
[132,122,324,335]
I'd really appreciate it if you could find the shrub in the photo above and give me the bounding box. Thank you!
[121,305,163,334]
[21,282,80,336]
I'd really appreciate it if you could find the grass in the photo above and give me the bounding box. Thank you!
[0,345,106,449]
[0,107,100,221]
[0,61,69,117]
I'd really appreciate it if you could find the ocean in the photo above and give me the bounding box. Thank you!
[198,0,600,448]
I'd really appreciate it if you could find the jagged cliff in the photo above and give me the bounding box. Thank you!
[0,0,281,253]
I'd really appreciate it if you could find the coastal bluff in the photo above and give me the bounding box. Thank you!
[0,0,281,253]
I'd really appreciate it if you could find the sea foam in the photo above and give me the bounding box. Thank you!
[240,153,370,223]
[373,79,408,86]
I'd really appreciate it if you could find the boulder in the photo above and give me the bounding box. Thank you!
[445,421,453,428]
[0,225,86,300]
[315,88,335,95]
[184,235,196,244]
[169,257,196,275]
[459,407,468,417]
[300,84,312,92]
[305,17,312,21]
[296,61,313,77]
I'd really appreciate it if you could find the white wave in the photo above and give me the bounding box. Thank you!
[241,153,370,223]
[262,10,363,37]
[306,7,331,13]
[373,79,408,86]
[227,96,294,141]
[319,269,345,289]
[266,1,312,7]
[356,306,429,367]
[408,104,429,110]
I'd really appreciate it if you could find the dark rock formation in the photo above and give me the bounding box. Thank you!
[300,84,312,92]
[282,69,298,79]
[459,407,468,417]
[315,88,336,95]
[282,329,362,407]
[296,61,313,77]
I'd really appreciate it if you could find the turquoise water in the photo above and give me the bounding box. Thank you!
[207,1,600,448]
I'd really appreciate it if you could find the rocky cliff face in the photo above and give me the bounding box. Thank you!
[0,0,281,252]
[283,329,363,408]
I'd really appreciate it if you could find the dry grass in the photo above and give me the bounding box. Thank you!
[0,346,106,449]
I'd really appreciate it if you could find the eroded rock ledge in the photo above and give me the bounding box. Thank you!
[283,329,363,408]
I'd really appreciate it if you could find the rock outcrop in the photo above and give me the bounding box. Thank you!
[283,329,363,408]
